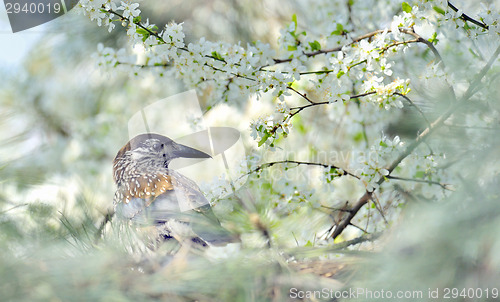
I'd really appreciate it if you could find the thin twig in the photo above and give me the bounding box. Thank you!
[94,212,114,243]
[320,205,353,213]
[387,175,452,190]
[348,222,369,233]
[370,194,389,225]
[242,160,360,180]
[272,28,440,66]
[116,62,171,68]
[287,86,316,104]
[294,38,420,77]
[289,91,376,118]
[108,8,226,64]
[394,92,432,129]
[447,1,489,30]
[329,44,500,239]
[399,28,444,64]
[272,29,387,65]
[0,203,29,214]
[291,232,382,256]
[108,9,163,42]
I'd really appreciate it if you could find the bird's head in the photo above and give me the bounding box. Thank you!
[113,133,211,184]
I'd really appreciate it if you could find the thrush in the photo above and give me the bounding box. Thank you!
[112,133,237,248]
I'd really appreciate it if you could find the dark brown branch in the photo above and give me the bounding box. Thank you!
[107,8,227,64]
[272,28,441,66]
[108,9,164,42]
[320,205,353,213]
[398,28,444,64]
[348,222,369,233]
[447,1,489,30]
[116,62,171,68]
[243,160,359,180]
[205,64,256,82]
[331,231,382,249]
[296,232,382,256]
[330,44,500,240]
[272,29,387,64]
[287,86,317,104]
[296,38,420,77]
[289,91,376,118]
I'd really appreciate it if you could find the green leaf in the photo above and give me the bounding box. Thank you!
[415,171,425,178]
[258,133,270,147]
[291,14,298,30]
[353,132,364,142]
[402,2,412,13]
[136,28,149,35]
[308,40,321,51]
[331,23,344,35]
[328,167,338,181]
[136,28,150,42]
[287,45,297,51]
[211,51,224,61]
[433,6,445,15]
[133,16,141,23]
[428,32,439,44]
[262,183,272,190]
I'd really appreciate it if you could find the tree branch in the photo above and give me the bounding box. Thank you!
[289,91,376,118]
[447,1,489,30]
[272,29,387,64]
[290,232,382,257]
[386,175,453,190]
[272,27,442,66]
[330,44,500,239]
[287,86,317,104]
[242,160,359,180]
[394,92,432,129]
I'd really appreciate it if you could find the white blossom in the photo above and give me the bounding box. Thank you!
[118,1,140,21]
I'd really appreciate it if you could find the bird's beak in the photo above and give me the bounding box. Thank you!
[172,143,211,159]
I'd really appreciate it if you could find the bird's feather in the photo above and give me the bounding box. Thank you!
[113,133,238,247]
[115,169,237,246]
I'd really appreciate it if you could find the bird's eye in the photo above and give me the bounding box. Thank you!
[152,143,161,151]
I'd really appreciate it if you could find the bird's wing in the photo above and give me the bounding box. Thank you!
[114,169,238,245]
[167,170,238,245]
[167,170,216,219]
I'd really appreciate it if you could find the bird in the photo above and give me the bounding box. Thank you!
[112,133,237,248]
